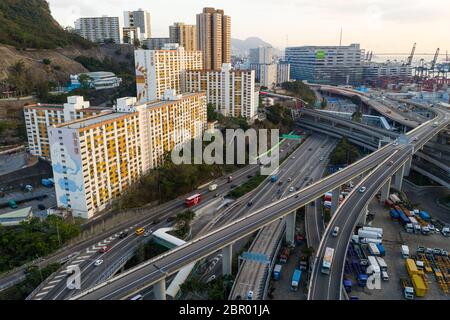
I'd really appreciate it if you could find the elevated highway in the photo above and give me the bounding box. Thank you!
[70,105,449,300]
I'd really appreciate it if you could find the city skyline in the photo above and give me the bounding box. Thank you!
[47,0,449,53]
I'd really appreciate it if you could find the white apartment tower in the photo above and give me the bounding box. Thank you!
[75,16,121,44]
[134,44,203,103]
[184,63,258,119]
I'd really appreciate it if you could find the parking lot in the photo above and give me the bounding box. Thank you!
[349,199,449,300]
[0,185,57,219]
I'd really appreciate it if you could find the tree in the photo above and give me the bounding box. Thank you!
[207,103,218,122]
[320,98,327,109]
[78,74,91,89]
[351,111,362,123]
[7,60,31,95]
[133,38,141,49]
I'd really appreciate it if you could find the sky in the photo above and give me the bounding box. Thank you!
[47,0,450,54]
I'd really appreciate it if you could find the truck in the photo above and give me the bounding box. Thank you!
[227,176,233,183]
[401,245,410,258]
[400,278,415,299]
[270,175,278,182]
[279,247,290,263]
[367,256,381,277]
[359,238,382,245]
[8,200,17,209]
[418,211,430,221]
[441,226,450,237]
[321,247,334,275]
[357,229,382,240]
[368,243,380,256]
[389,194,401,204]
[41,178,54,187]
[375,256,388,271]
[208,184,218,191]
[376,243,385,256]
[406,258,421,278]
[273,264,282,280]
[290,269,302,291]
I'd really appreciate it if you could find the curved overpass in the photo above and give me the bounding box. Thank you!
[308,109,449,300]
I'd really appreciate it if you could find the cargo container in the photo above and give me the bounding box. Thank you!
[359,238,382,245]
[411,274,428,297]
[398,210,411,225]
[406,259,419,277]
[390,209,399,220]
[273,264,282,280]
[358,229,382,240]
[419,211,430,221]
[362,227,383,236]
[376,256,388,271]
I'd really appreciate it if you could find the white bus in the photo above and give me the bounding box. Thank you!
[321,247,335,275]
[130,294,143,300]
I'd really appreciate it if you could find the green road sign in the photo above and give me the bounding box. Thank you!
[281,134,302,140]
[316,50,326,59]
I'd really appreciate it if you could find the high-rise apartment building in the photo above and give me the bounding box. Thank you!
[184,63,258,119]
[75,16,121,44]
[142,37,172,50]
[134,44,203,103]
[277,62,291,84]
[259,64,278,88]
[249,47,273,65]
[196,7,231,70]
[49,91,207,219]
[24,97,107,160]
[285,44,364,85]
[123,9,151,40]
[169,23,197,51]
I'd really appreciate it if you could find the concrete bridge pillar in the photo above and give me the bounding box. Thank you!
[393,165,405,191]
[358,204,368,225]
[153,278,167,300]
[404,157,412,176]
[222,244,233,276]
[285,211,296,245]
[331,187,341,215]
[380,178,391,202]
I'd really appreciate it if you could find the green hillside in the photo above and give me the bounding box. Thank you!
[0,0,92,49]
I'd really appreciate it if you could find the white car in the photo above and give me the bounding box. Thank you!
[359,187,367,193]
[247,290,254,300]
[319,157,324,161]
[332,226,339,237]
[289,187,295,192]
[144,230,153,237]
[206,275,216,283]
[94,259,103,267]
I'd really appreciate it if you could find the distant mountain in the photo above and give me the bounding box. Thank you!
[231,37,273,56]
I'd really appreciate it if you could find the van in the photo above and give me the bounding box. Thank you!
[135,227,145,235]
[381,271,389,281]
[401,245,409,258]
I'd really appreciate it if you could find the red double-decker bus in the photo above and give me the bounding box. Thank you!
[185,194,201,208]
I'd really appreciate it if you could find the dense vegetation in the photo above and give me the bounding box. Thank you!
[180,275,234,300]
[228,174,266,198]
[281,81,317,106]
[0,0,92,49]
[172,210,196,239]
[0,216,81,273]
[0,263,60,300]
[329,137,360,165]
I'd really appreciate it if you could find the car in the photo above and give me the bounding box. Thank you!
[235,295,242,300]
[387,160,394,166]
[295,194,299,199]
[37,204,46,210]
[319,157,324,161]
[292,156,296,159]
[247,290,254,300]
[247,174,253,178]
[289,187,295,192]
[119,231,128,239]
[278,181,283,186]
[98,246,111,253]
[247,201,253,207]
[144,230,153,237]
[287,178,292,182]
[413,137,418,141]
[308,148,312,151]
[295,187,300,191]
[304,176,310,181]
[94,259,103,267]
[277,189,282,194]
[332,226,339,237]
[359,187,366,193]
[417,246,425,254]
[152,219,160,225]
[393,142,399,146]
[206,275,216,283]
[166,216,176,222]
[214,193,220,197]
